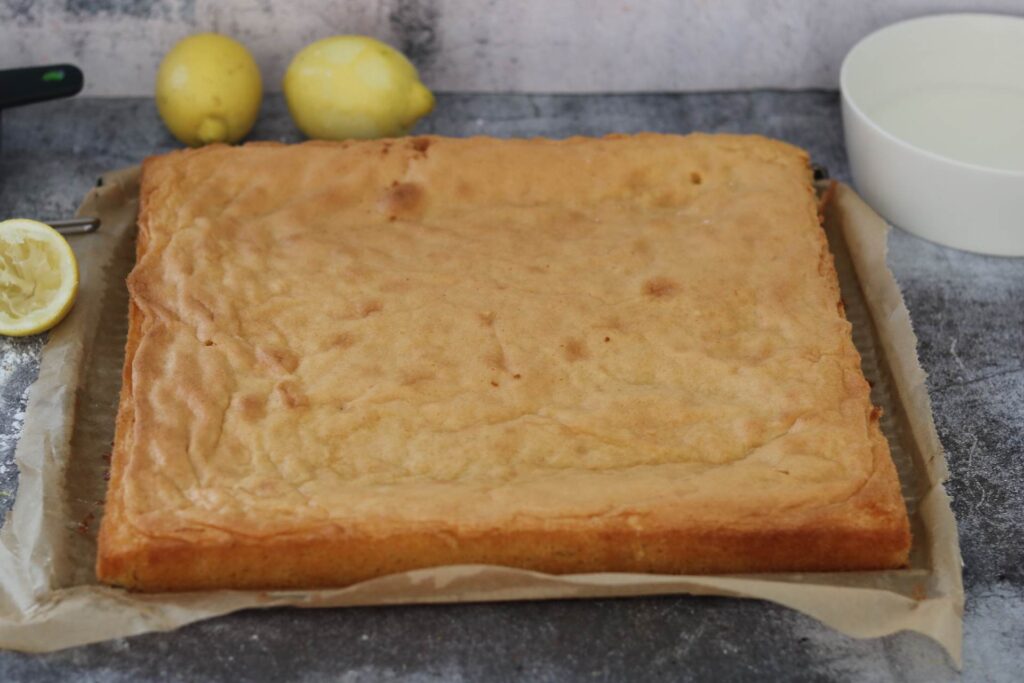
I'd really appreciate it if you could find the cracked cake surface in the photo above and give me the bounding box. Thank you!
[97,134,910,591]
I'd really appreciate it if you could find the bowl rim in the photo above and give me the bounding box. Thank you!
[839,12,1024,179]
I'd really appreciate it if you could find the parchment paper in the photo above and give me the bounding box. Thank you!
[0,168,964,665]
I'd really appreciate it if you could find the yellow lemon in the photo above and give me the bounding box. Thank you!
[0,219,79,337]
[284,36,434,140]
[156,33,262,147]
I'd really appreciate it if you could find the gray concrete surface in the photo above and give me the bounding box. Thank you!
[5,1,1024,96]
[0,92,1021,681]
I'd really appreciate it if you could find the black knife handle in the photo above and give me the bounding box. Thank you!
[0,64,83,109]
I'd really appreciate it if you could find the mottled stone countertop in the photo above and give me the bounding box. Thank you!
[0,93,1021,682]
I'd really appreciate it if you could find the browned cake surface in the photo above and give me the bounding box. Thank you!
[97,134,910,591]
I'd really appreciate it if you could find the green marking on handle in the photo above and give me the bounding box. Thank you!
[41,70,65,83]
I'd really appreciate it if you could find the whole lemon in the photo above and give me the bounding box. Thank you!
[284,36,434,140]
[156,33,262,147]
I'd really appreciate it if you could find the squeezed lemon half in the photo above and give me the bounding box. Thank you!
[0,219,79,336]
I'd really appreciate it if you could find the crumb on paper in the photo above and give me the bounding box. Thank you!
[76,511,96,536]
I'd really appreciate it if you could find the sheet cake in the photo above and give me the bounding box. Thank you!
[97,134,911,590]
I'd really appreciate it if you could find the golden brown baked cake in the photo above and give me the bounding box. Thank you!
[97,134,911,591]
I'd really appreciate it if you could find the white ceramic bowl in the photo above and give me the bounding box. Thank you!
[841,13,1024,256]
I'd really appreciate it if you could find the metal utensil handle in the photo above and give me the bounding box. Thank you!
[50,217,100,235]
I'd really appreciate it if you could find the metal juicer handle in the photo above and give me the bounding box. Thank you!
[50,217,100,235]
